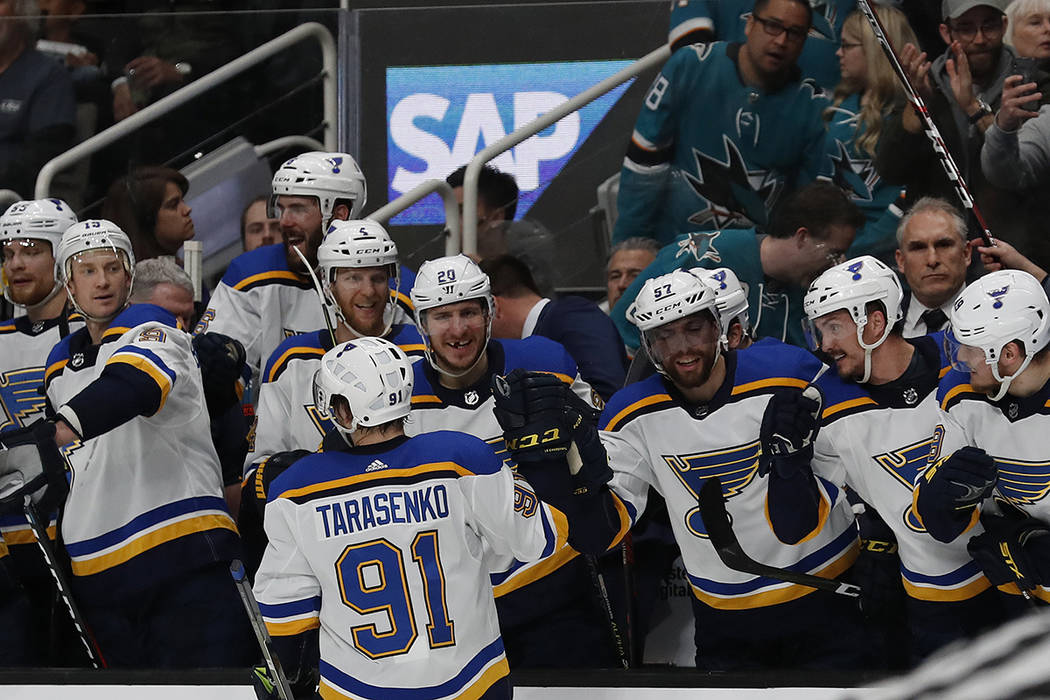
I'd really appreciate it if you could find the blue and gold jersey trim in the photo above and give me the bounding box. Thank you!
[106,346,177,412]
[900,561,991,601]
[65,496,236,577]
[267,345,325,384]
[318,637,508,700]
[234,269,312,292]
[278,461,478,504]
[260,596,321,637]
[822,395,879,422]
[940,382,986,411]
[602,393,674,432]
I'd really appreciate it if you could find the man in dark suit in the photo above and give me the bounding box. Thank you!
[481,254,627,402]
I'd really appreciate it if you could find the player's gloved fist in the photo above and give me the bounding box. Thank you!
[0,419,68,512]
[492,370,573,463]
[968,514,1050,590]
[936,446,998,509]
[566,415,613,496]
[244,449,311,517]
[193,332,247,415]
[758,385,822,478]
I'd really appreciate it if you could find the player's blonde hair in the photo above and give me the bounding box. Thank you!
[826,7,919,158]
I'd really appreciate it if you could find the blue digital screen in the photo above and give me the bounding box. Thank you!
[386,60,635,225]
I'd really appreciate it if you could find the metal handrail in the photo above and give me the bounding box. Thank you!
[35,22,337,199]
[255,135,326,159]
[367,180,462,256]
[460,44,671,255]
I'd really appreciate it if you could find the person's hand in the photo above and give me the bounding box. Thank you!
[946,41,979,115]
[66,50,98,68]
[126,56,183,89]
[901,42,933,99]
[112,82,138,122]
[978,238,1048,280]
[995,74,1042,132]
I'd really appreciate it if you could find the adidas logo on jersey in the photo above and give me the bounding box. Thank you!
[365,459,388,472]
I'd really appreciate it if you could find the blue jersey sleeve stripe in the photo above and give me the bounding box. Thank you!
[65,495,228,556]
[258,596,322,618]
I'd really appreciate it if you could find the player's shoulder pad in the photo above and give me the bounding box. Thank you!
[101,303,179,343]
[409,359,442,407]
[264,330,326,384]
[937,367,986,411]
[731,340,823,399]
[388,323,426,357]
[218,243,305,292]
[500,336,578,386]
[816,371,877,424]
[45,329,82,387]
[600,374,673,432]
[407,430,503,477]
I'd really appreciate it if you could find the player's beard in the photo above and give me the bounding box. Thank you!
[661,347,718,390]
[284,227,323,275]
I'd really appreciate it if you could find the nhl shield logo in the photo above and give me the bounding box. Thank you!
[70,352,85,369]
[902,387,918,406]
[464,390,480,406]
[31,321,44,334]
[1008,403,1019,420]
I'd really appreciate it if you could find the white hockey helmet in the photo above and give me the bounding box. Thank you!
[270,151,367,229]
[56,220,136,322]
[411,254,494,376]
[318,219,401,334]
[628,269,721,374]
[946,269,1050,401]
[0,199,77,253]
[803,256,904,383]
[0,199,77,308]
[689,267,750,347]
[312,337,414,436]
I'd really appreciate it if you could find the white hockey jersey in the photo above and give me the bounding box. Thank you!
[196,244,414,383]
[812,334,992,601]
[405,336,600,597]
[253,430,566,700]
[918,365,1050,602]
[245,325,425,473]
[44,304,238,601]
[600,341,859,610]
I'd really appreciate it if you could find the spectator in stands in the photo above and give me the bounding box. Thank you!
[893,197,973,337]
[37,0,104,87]
[102,166,195,262]
[874,1,1050,265]
[611,181,862,351]
[603,236,659,313]
[240,194,279,253]
[825,7,917,262]
[613,0,831,246]
[0,0,75,199]
[446,164,519,259]
[481,253,627,402]
[667,0,857,90]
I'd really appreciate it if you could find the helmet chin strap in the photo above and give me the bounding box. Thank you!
[67,287,129,325]
[332,272,400,340]
[856,317,893,385]
[422,312,492,379]
[989,354,1034,402]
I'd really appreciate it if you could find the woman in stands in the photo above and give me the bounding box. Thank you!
[101,166,195,262]
[824,6,919,264]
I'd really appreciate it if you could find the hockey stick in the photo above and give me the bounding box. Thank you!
[857,0,993,246]
[582,551,630,669]
[231,559,296,700]
[23,497,107,668]
[697,478,861,598]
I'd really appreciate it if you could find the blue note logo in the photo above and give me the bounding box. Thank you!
[387,60,634,224]
[662,440,762,538]
[0,367,47,432]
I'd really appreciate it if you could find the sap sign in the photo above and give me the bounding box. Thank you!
[387,60,634,225]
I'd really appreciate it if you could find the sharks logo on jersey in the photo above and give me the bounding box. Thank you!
[0,367,47,431]
[828,138,879,203]
[662,439,762,538]
[995,458,1050,508]
[684,135,781,230]
[675,229,722,264]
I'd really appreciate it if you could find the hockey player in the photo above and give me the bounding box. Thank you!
[0,198,81,663]
[252,337,571,699]
[668,0,857,91]
[693,267,754,351]
[195,152,373,379]
[599,269,868,670]
[245,219,424,472]
[768,256,1013,662]
[27,220,252,667]
[406,254,616,668]
[614,0,831,245]
[914,269,1050,603]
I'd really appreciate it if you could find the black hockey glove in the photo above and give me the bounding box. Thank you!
[194,332,247,416]
[565,411,613,496]
[243,450,311,518]
[0,419,68,513]
[491,369,573,463]
[758,385,823,478]
[915,446,997,542]
[968,514,1050,591]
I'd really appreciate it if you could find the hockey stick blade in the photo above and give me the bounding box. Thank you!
[697,478,860,598]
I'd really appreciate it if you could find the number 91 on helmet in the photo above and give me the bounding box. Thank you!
[312,337,414,438]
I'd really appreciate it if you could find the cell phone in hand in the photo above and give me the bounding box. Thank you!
[1012,56,1041,113]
